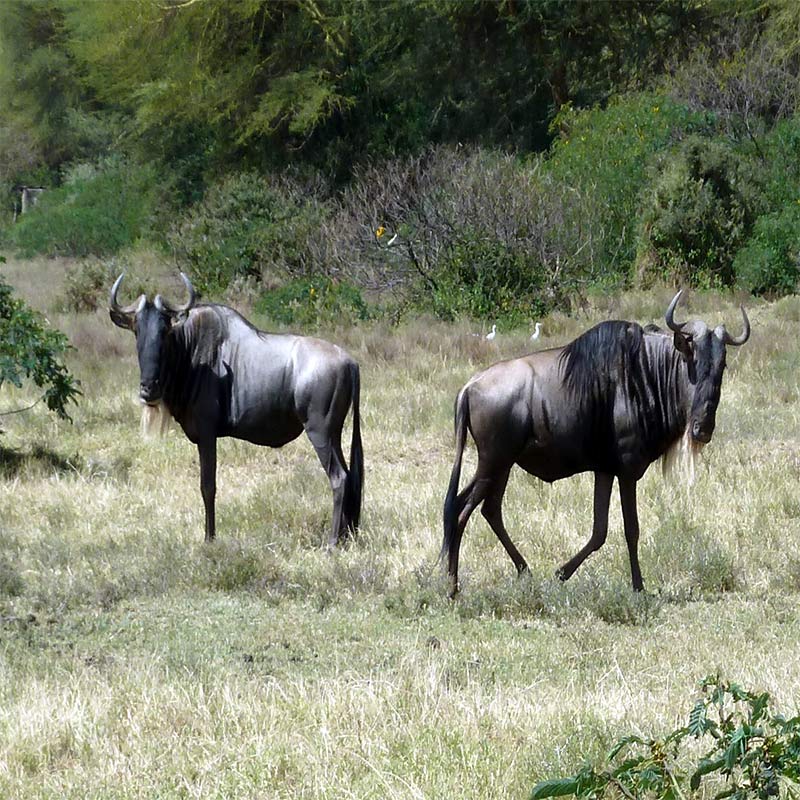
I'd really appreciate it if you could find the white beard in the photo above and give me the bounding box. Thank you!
[661,425,703,486]
[140,400,172,439]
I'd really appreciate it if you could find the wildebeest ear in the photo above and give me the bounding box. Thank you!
[109,308,135,330]
[170,310,190,326]
[673,330,693,359]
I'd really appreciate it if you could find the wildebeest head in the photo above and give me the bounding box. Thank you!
[665,290,749,444]
[109,272,196,404]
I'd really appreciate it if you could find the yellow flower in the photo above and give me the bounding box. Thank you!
[376,226,386,238]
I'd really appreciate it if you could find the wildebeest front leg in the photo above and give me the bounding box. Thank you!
[198,440,217,542]
[557,471,613,582]
[306,428,349,548]
[618,478,644,591]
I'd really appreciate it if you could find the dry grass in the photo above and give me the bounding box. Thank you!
[1,258,799,798]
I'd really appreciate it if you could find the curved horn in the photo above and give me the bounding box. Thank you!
[665,290,686,333]
[109,273,124,312]
[109,272,145,314]
[155,272,196,314]
[721,305,750,347]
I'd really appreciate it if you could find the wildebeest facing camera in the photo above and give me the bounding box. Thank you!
[110,272,363,548]
[442,290,750,597]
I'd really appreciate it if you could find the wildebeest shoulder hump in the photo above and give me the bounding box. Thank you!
[559,320,645,399]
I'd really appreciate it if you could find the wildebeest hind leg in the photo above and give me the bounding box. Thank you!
[557,471,613,582]
[306,428,349,548]
[480,468,528,575]
[447,468,514,592]
[444,476,490,594]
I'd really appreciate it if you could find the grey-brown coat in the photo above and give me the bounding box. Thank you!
[442,292,749,596]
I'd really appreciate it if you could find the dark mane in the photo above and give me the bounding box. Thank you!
[559,320,687,465]
[560,320,643,400]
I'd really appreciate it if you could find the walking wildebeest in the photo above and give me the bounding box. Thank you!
[110,273,363,545]
[442,291,749,596]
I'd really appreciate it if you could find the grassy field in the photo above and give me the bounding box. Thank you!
[1,256,800,798]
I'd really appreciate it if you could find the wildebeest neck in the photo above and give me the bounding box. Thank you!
[159,305,229,426]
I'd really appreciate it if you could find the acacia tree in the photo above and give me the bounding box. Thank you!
[0,258,79,421]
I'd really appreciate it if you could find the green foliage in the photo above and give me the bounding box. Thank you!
[759,118,800,209]
[531,675,800,800]
[170,172,329,295]
[255,276,370,328]
[0,1,101,172]
[636,137,755,287]
[0,260,79,419]
[0,0,736,182]
[429,233,552,324]
[734,205,800,295]
[545,95,711,280]
[9,159,162,258]
[5,1,800,310]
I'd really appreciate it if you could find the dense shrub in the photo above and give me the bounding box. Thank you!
[255,276,371,327]
[544,94,711,281]
[636,137,756,287]
[669,31,800,141]
[62,259,109,312]
[0,258,79,419]
[9,159,161,257]
[169,172,330,295]
[428,232,552,323]
[758,117,800,209]
[734,204,800,295]
[318,146,588,322]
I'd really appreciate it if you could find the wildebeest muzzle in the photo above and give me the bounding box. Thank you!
[139,380,162,404]
[691,416,714,444]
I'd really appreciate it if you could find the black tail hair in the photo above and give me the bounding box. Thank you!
[344,361,363,533]
[441,388,470,565]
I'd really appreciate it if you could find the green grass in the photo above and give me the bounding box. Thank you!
[0,258,798,797]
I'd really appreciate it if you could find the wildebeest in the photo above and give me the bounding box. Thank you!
[110,273,363,545]
[442,291,749,596]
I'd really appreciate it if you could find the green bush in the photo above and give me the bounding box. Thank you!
[532,675,800,800]
[0,259,80,419]
[636,137,755,287]
[170,172,329,295]
[734,204,800,295]
[758,118,800,207]
[255,276,371,327]
[545,94,710,281]
[9,159,162,257]
[429,233,551,324]
[61,259,109,312]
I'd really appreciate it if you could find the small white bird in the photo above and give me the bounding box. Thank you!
[530,322,542,341]
[485,324,497,341]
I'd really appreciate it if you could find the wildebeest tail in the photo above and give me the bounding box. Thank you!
[344,360,363,533]
[441,387,470,564]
